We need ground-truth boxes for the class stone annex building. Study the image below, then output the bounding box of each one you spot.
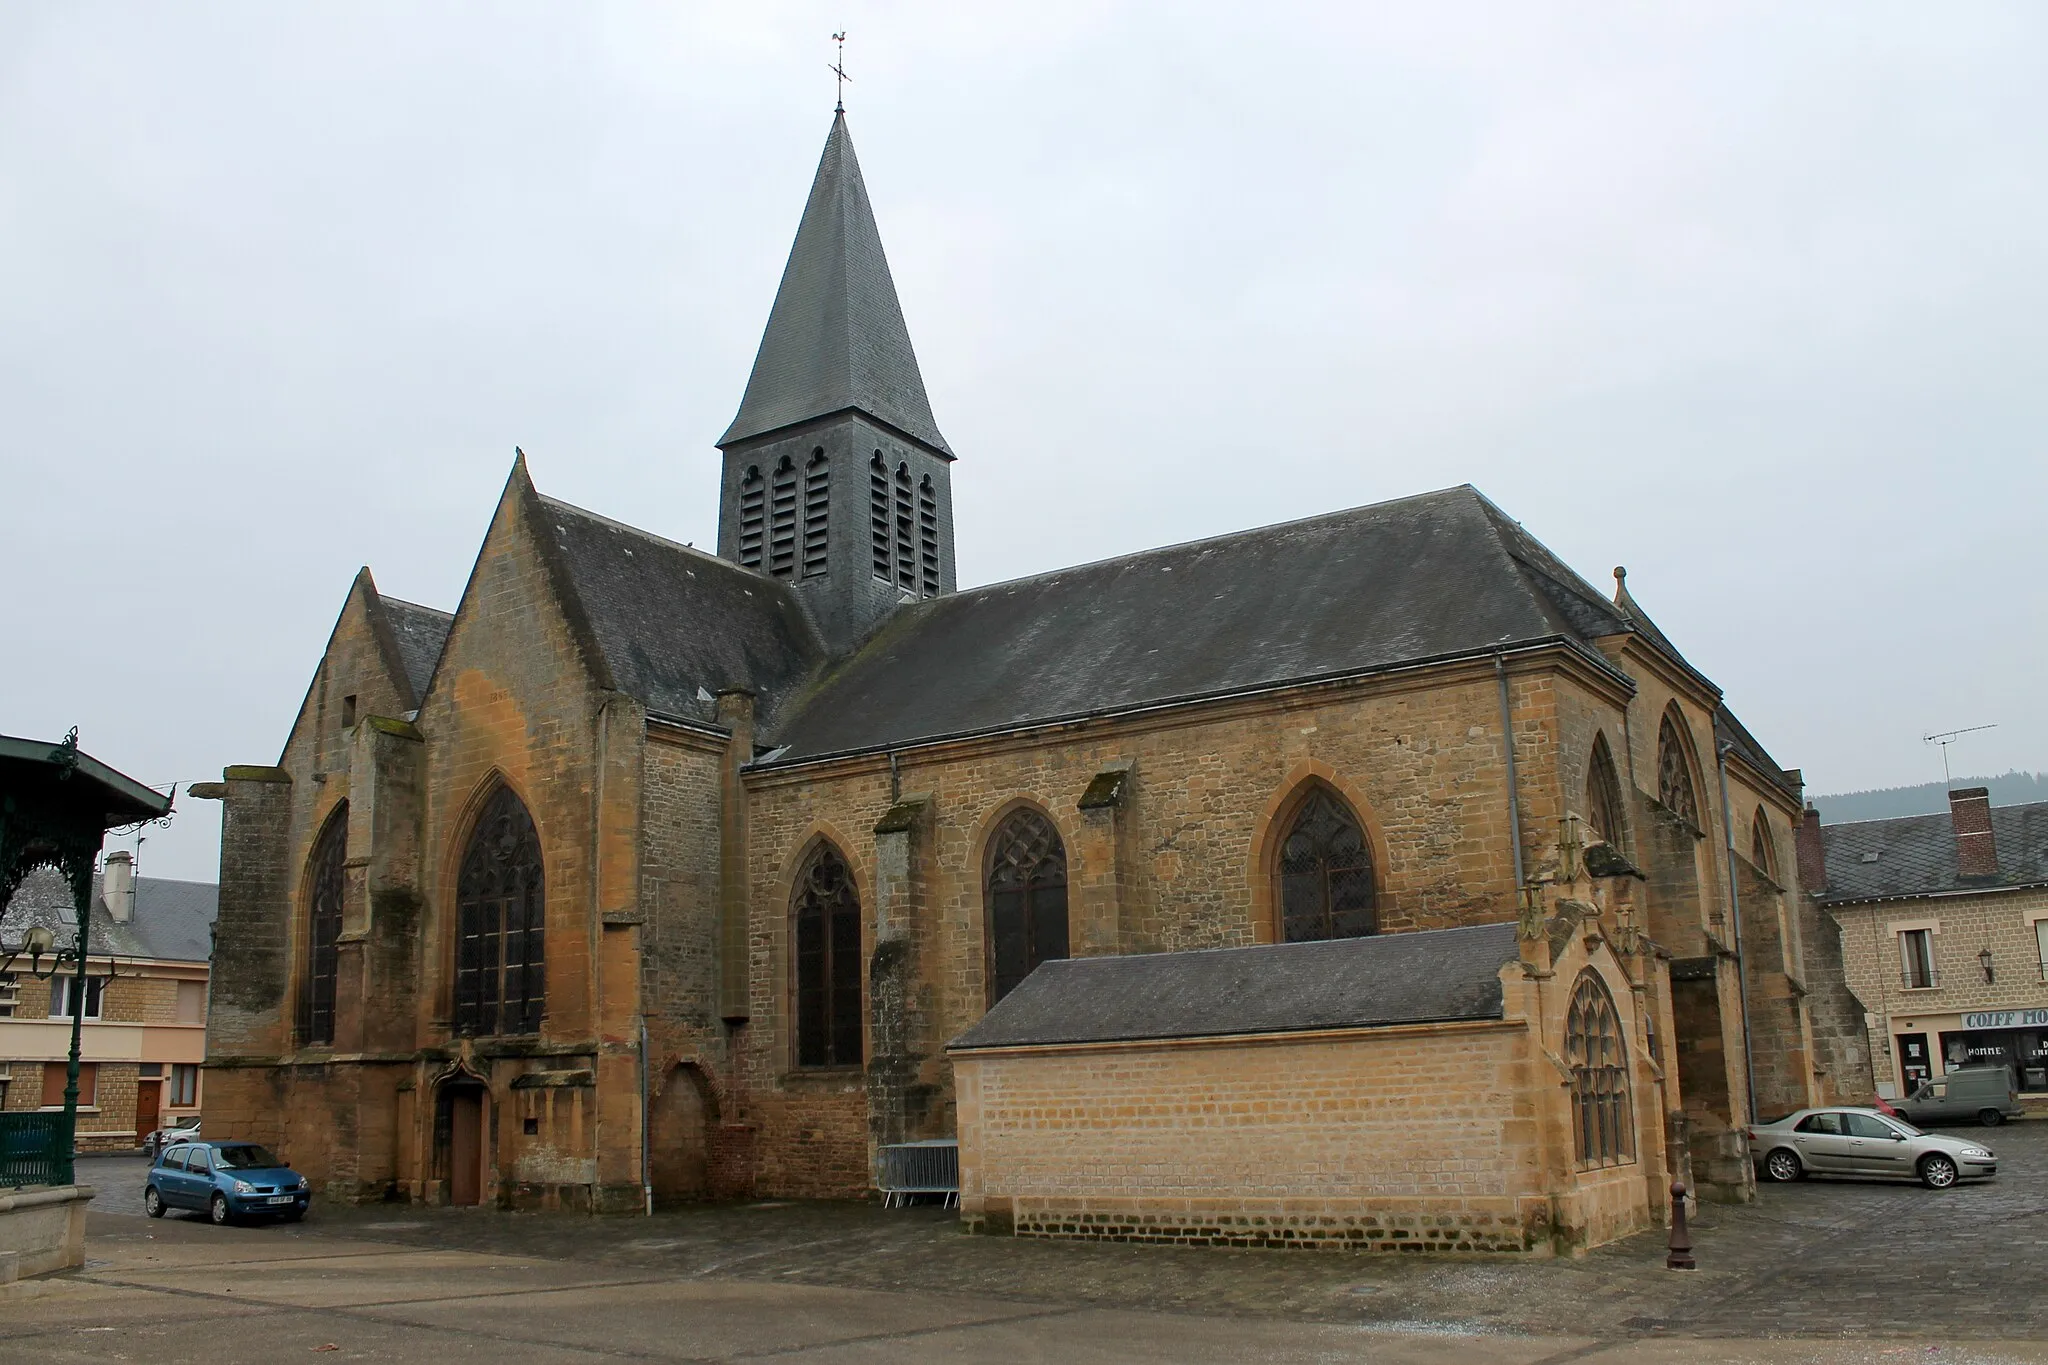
[200,113,1865,1246]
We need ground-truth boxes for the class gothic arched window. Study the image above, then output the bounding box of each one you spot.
[802,448,830,578]
[301,804,347,1046]
[737,466,765,570]
[986,808,1069,1003]
[1586,733,1625,846]
[869,453,890,580]
[1277,786,1378,942]
[1750,809,1776,879]
[793,843,863,1068]
[917,475,939,597]
[454,786,545,1037]
[768,455,798,578]
[1656,712,1700,828]
[1566,970,1634,1167]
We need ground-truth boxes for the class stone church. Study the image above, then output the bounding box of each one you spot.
[199,112,1861,1228]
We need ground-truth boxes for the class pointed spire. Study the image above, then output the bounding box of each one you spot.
[719,113,952,456]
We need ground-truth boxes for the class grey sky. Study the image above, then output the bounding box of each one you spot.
[4,3,2043,883]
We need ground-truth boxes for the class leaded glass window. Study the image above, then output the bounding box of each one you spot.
[1278,787,1378,942]
[1586,734,1625,846]
[794,843,863,1068]
[301,804,347,1046]
[1656,714,1699,827]
[1750,809,1775,878]
[1567,971,1634,1167]
[454,787,545,1037]
[986,808,1068,1003]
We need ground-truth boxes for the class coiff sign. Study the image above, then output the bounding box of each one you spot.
[1962,1010,2048,1029]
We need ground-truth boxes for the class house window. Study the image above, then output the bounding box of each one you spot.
[869,453,891,579]
[176,979,206,1024]
[768,456,798,579]
[1277,786,1378,942]
[49,974,104,1020]
[0,971,16,1018]
[917,475,939,596]
[793,842,863,1069]
[1585,733,1625,846]
[1655,712,1699,827]
[42,1061,96,1109]
[986,808,1069,1004]
[1899,928,1938,990]
[454,786,546,1037]
[302,803,347,1046]
[1566,971,1634,1167]
[2037,920,2048,984]
[168,1063,200,1108]
[1750,809,1776,879]
[737,466,765,570]
[893,462,915,591]
[802,448,830,578]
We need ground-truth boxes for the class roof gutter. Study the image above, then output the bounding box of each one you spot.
[750,634,1621,774]
[1817,878,2048,910]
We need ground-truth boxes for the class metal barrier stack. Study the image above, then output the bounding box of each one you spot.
[877,1138,959,1208]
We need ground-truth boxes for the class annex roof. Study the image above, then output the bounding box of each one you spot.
[761,485,1634,762]
[536,492,824,726]
[380,596,453,706]
[2,868,217,963]
[1817,799,2048,905]
[718,112,951,456]
[949,921,1520,1050]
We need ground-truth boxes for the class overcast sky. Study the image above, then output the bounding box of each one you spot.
[4,3,2043,883]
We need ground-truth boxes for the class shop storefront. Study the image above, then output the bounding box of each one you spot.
[1892,1009,2048,1096]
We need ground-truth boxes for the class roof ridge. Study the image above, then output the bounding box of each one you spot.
[537,493,756,576]
[1824,797,2048,830]
[381,595,453,622]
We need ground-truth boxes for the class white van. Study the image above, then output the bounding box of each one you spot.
[1893,1066,2023,1127]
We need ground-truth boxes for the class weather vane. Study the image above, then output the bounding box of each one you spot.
[830,30,850,113]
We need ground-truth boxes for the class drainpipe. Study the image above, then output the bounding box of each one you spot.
[1493,650,1526,893]
[1715,742,1759,1125]
[640,1016,653,1216]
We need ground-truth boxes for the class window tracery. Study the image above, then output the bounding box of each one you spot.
[793,843,863,1068]
[301,804,347,1046]
[454,786,545,1037]
[1586,734,1625,846]
[1656,713,1700,827]
[986,808,1069,1003]
[1566,971,1634,1167]
[1277,786,1378,942]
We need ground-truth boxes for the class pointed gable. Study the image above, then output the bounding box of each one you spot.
[719,113,951,456]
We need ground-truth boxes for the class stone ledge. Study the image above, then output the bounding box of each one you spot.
[0,1183,95,1281]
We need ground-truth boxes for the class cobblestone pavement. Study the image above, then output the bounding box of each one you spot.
[76,1117,2048,1344]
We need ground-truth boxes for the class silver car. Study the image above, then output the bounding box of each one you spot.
[1748,1106,1996,1189]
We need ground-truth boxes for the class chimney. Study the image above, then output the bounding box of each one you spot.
[1794,805,1827,895]
[104,850,135,923]
[1949,787,1999,880]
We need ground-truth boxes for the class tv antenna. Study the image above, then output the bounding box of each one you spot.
[1924,723,1996,788]
[829,31,851,113]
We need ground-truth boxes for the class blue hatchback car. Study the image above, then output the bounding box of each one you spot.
[145,1139,310,1224]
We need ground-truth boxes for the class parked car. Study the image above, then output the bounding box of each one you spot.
[143,1115,200,1160]
[1747,1107,1997,1189]
[1891,1066,2023,1128]
[145,1139,310,1224]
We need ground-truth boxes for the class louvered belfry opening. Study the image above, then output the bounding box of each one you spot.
[454,786,546,1037]
[802,448,830,577]
[768,455,799,579]
[1567,970,1634,1167]
[301,803,347,1046]
[737,467,765,570]
[1278,786,1378,942]
[892,462,915,591]
[869,452,892,578]
[917,475,939,596]
[793,842,863,1068]
[986,808,1070,1004]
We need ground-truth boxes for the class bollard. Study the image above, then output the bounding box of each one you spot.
[1665,1179,1696,1271]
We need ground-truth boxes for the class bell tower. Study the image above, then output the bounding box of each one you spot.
[716,112,956,655]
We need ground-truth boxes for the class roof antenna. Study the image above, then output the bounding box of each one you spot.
[1924,723,1996,789]
[829,30,850,114]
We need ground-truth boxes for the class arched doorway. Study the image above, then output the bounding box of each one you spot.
[435,1077,489,1207]
[649,1064,716,1206]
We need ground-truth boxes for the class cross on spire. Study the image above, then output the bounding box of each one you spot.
[829,30,850,113]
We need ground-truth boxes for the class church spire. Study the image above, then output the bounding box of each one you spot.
[719,112,951,457]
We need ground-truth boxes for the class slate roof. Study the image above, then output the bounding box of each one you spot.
[1,868,217,963]
[381,596,453,705]
[718,112,951,456]
[949,921,1520,1050]
[1816,800,2048,905]
[761,485,1634,763]
[537,494,823,725]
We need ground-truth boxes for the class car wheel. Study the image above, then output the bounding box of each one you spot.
[1919,1153,1960,1189]
[1977,1109,2005,1127]
[144,1187,166,1218]
[1763,1148,1804,1183]
[209,1193,232,1225]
